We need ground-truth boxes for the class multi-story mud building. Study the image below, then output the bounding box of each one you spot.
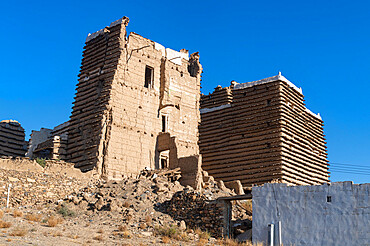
[199,73,329,187]
[0,120,26,157]
[67,17,202,179]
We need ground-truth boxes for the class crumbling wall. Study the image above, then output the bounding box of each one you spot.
[67,18,130,172]
[27,122,69,160]
[0,120,26,157]
[26,128,52,158]
[67,17,202,179]
[199,74,329,187]
[252,182,370,245]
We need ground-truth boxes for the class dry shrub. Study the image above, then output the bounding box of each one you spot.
[0,210,4,219]
[52,231,62,237]
[118,225,127,232]
[13,210,23,218]
[162,236,170,244]
[0,220,12,228]
[145,215,152,225]
[47,216,63,227]
[139,223,147,230]
[25,213,42,222]
[9,226,28,236]
[68,234,80,239]
[221,238,262,246]
[179,232,190,242]
[154,225,181,239]
[122,230,131,239]
[195,228,210,240]
[97,228,104,234]
[93,234,104,241]
[196,238,208,246]
[122,201,130,208]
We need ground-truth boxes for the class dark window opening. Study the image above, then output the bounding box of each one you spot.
[267,99,271,105]
[327,196,332,202]
[144,66,154,88]
[160,158,168,169]
[162,115,167,132]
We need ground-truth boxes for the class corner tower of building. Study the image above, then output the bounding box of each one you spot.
[199,73,329,187]
[67,17,202,179]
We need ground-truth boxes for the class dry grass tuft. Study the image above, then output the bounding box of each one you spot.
[196,238,208,246]
[122,201,131,208]
[93,234,104,241]
[0,220,12,228]
[122,230,132,239]
[52,231,62,237]
[6,239,11,242]
[9,226,28,236]
[220,238,263,246]
[154,225,181,239]
[13,209,23,218]
[47,216,63,227]
[179,232,190,242]
[68,233,80,239]
[139,223,147,230]
[0,210,4,219]
[145,215,152,225]
[195,228,210,240]
[25,213,42,222]
[118,225,127,232]
[162,236,170,244]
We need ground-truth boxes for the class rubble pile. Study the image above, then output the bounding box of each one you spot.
[0,159,252,241]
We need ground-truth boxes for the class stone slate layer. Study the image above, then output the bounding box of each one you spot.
[199,80,329,187]
[67,24,122,172]
[0,120,26,157]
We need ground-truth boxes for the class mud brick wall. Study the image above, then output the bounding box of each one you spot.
[67,19,128,172]
[0,120,26,157]
[67,17,202,179]
[199,74,329,187]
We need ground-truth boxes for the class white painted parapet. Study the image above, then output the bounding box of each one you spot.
[252,182,370,246]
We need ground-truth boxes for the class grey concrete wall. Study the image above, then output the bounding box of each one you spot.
[252,182,369,246]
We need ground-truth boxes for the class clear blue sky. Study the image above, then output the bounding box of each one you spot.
[0,0,369,183]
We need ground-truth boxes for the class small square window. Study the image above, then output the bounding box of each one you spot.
[162,115,168,132]
[327,196,332,202]
[144,66,154,88]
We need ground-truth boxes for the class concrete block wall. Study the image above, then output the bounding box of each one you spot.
[252,182,370,246]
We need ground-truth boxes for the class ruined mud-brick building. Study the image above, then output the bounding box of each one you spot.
[67,17,202,179]
[0,120,26,157]
[26,122,69,160]
[199,73,329,187]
